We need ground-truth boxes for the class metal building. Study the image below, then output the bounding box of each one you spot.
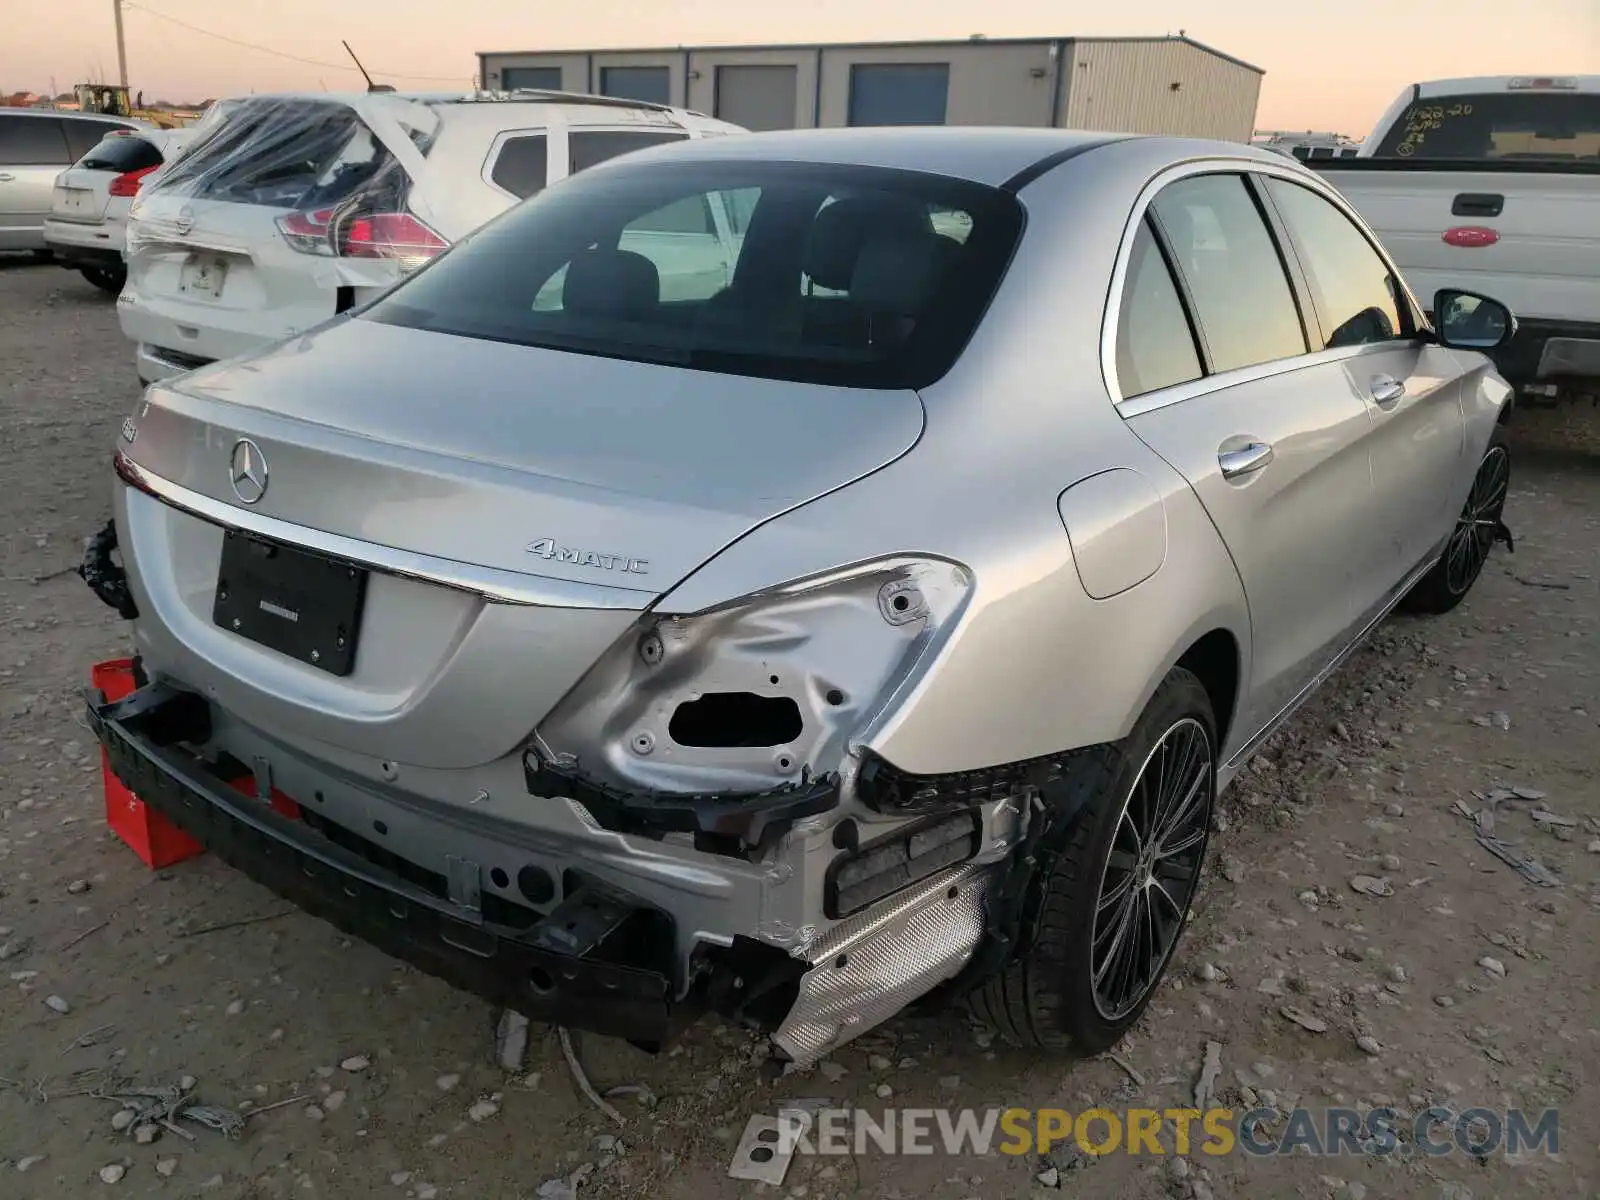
[476,35,1264,142]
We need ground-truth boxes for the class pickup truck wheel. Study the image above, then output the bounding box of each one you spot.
[81,265,126,295]
[972,668,1215,1052]
[1401,431,1509,616]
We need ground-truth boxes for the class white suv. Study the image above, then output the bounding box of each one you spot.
[119,90,742,383]
[44,128,185,293]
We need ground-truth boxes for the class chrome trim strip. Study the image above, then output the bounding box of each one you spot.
[1099,154,1433,417]
[1224,544,1442,772]
[119,459,656,611]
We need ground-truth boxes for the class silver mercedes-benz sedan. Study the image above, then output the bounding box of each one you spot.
[85,128,1516,1064]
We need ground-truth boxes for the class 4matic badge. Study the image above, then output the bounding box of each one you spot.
[526,538,649,576]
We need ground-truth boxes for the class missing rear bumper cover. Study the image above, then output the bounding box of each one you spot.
[522,748,838,855]
[825,809,981,918]
[87,682,694,1044]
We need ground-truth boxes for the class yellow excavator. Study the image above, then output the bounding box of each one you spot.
[73,83,198,129]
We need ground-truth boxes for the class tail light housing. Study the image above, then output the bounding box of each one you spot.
[275,206,448,273]
[109,164,160,197]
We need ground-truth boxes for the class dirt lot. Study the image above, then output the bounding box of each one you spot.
[1,256,1597,1199]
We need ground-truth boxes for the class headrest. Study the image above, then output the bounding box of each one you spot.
[804,196,931,291]
[848,230,951,316]
[562,248,660,319]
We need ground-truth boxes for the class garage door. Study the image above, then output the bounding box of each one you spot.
[601,66,671,106]
[502,67,563,91]
[714,65,798,132]
[847,63,950,127]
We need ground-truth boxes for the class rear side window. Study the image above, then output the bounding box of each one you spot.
[152,99,400,209]
[490,134,548,198]
[63,118,134,160]
[1116,220,1203,397]
[1264,179,1405,349]
[1151,174,1306,374]
[0,116,71,165]
[1374,91,1600,160]
[78,134,164,173]
[568,130,689,175]
[367,159,1023,390]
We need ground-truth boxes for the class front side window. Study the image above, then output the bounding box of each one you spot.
[0,116,71,165]
[367,159,1023,389]
[1151,174,1307,374]
[1116,219,1203,397]
[1265,178,1405,349]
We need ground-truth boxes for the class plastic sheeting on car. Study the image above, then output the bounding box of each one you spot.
[124,93,444,287]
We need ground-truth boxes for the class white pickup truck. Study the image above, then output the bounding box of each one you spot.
[1308,75,1600,406]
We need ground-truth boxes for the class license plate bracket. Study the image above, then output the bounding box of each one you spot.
[179,254,226,299]
[213,531,367,676]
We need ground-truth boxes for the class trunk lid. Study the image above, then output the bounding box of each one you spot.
[120,317,924,767]
[134,316,925,589]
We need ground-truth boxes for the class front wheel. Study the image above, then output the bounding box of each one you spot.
[1400,431,1510,616]
[972,667,1216,1052]
[81,265,127,295]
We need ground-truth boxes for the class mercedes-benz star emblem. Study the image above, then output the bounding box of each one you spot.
[174,205,195,234]
[229,438,268,505]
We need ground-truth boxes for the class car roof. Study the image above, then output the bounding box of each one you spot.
[602,127,1288,189]
[0,106,145,123]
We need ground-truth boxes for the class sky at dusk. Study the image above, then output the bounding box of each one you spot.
[2,0,1596,136]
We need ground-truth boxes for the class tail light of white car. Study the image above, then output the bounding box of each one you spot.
[109,164,161,197]
[276,207,448,272]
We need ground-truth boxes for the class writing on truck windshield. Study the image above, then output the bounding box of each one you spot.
[1376,92,1600,160]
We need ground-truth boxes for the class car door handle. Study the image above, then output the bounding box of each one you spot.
[1218,441,1275,479]
[1370,376,1406,407]
[0,173,16,182]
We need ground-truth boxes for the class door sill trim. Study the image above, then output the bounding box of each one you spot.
[1224,545,1442,774]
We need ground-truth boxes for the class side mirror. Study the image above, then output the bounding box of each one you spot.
[1433,289,1516,352]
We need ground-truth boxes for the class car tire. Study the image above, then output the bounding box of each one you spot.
[81,265,127,295]
[1399,430,1509,616]
[972,667,1216,1053]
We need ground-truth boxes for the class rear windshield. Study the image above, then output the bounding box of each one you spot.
[78,133,164,173]
[151,98,401,208]
[1375,91,1600,160]
[364,159,1023,389]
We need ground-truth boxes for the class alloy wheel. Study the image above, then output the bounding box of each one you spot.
[1090,716,1214,1021]
[1444,445,1509,596]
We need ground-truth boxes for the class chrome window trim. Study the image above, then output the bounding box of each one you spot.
[119,459,655,611]
[1101,155,1433,418]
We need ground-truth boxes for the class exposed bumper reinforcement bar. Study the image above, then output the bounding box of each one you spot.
[86,681,693,1045]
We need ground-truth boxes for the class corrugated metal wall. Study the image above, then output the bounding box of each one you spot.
[1061,40,1260,141]
[479,39,1262,141]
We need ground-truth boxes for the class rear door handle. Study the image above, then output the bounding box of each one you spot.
[1218,441,1274,479]
[0,173,16,182]
[1370,375,1406,407]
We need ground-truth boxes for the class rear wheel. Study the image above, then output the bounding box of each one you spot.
[1400,431,1510,615]
[973,668,1216,1052]
[81,265,127,295]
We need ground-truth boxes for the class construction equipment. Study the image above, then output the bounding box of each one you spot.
[73,83,198,129]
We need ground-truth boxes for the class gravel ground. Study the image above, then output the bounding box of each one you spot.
[1,255,1597,1199]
